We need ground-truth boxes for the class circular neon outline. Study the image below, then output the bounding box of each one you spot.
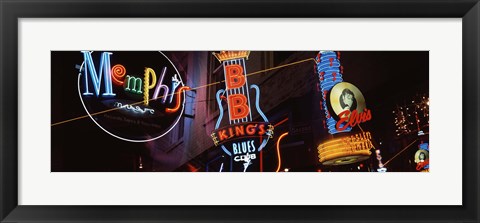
[414,149,429,163]
[77,51,185,142]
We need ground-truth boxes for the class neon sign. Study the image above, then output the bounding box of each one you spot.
[78,51,188,142]
[125,75,143,94]
[210,51,274,172]
[317,131,373,165]
[315,51,374,166]
[336,109,372,131]
[316,52,373,133]
[113,102,155,115]
[111,64,126,86]
[328,82,372,131]
[275,132,289,172]
[81,51,116,97]
[212,122,271,144]
[414,142,429,171]
[315,51,348,134]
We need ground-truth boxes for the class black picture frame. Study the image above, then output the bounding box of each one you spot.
[1,0,478,222]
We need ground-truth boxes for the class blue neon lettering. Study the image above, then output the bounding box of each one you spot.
[232,143,238,154]
[81,51,115,97]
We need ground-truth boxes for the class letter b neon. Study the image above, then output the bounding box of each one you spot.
[225,64,245,89]
[228,94,249,120]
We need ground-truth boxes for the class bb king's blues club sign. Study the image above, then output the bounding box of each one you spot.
[77,51,188,142]
[210,51,274,172]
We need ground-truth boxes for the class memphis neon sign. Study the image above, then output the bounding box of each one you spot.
[81,51,188,112]
[78,51,189,142]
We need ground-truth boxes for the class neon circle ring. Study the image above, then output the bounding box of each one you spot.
[77,51,186,142]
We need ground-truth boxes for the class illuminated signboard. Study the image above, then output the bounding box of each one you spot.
[316,51,372,133]
[329,82,372,131]
[315,51,374,165]
[317,131,373,165]
[414,142,429,171]
[78,51,189,142]
[210,51,274,172]
[315,51,349,134]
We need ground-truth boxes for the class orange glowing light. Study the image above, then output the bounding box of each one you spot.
[317,132,373,165]
[274,117,289,127]
[276,132,289,172]
[111,64,126,86]
[212,51,250,62]
[165,86,190,113]
[319,150,371,163]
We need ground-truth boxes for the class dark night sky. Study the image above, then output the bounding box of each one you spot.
[338,51,428,141]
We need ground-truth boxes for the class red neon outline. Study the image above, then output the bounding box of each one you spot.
[165,86,190,113]
[274,117,289,127]
[228,94,249,120]
[111,64,126,86]
[225,64,245,89]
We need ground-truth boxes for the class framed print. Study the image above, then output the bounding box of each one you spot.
[1,0,479,222]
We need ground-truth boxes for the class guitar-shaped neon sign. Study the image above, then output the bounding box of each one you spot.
[210,51,274,172]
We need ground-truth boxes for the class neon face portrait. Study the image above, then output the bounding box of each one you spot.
[340,88,356,111]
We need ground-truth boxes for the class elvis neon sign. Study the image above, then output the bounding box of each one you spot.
[315,51,374,166]
[315,51,372,133]
[78,51,188,142]
[329,82,372,131]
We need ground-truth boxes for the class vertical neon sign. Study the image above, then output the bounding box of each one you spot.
[211,51,273,172]
[315,51,351,134]
[315,51,373,166]
[222,58,253,123]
